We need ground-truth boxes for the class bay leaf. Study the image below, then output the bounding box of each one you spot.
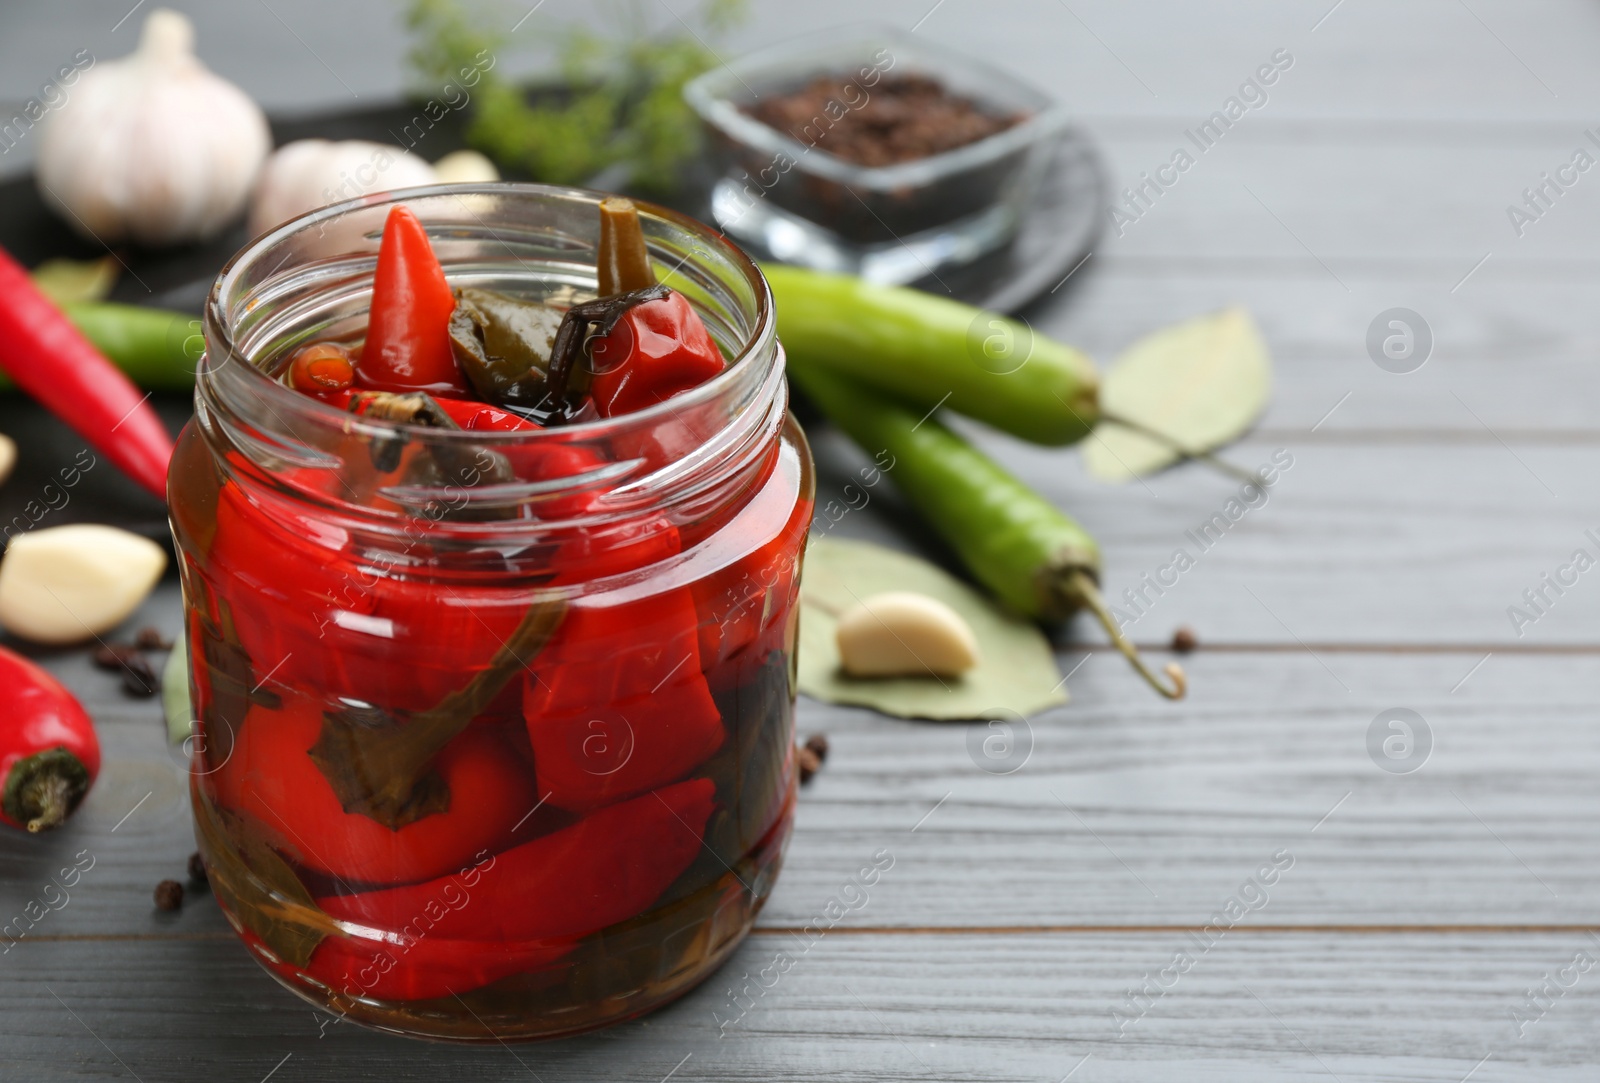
[798,537,1066,720]
[1083,306,1271,481]
[161,626,191,746]
[192,789,335,969]
[31,256,119,305]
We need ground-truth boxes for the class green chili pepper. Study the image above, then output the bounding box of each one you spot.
[765,265,1101,447]
[48,303,202,390]
[447,287,564,408]
[792,363,1184,699]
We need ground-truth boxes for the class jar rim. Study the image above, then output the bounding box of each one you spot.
[202,181,776,447]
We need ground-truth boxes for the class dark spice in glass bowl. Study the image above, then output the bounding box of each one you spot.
[742,74,1026,167]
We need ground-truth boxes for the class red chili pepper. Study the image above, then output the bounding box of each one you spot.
[429,396,536,433]
[587,291,724,417]
[0,244,172,499]
[317,777,714,943]
[206,477,528,712]
[356,206,470,397]
[688,445,811,670]
[523,590,723,811]
[212,698,538,885]
[204,457,689,715]
[287,342,356,395]
[290,926,573,1002]
[0,647,100,832]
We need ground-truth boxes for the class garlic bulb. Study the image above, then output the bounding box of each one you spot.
[249,140,440,236]
[432,150,501,185]
[36,8,270,247]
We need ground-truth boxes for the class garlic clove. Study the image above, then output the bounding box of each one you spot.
[835,591,981,679]
[432,150,501,185]
[249,140,440,236]
[0,433,15,487]
[36,8,270,247]
[0,524,167,645]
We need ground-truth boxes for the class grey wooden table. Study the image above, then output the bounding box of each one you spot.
[4,0,1600,1079]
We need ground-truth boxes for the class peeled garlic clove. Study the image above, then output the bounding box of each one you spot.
[0,433,15,487]
[249,139,440,236]
[0,525,167,645]
[37,9,271,247]
[835,591,981,678]
[432,150,500,185]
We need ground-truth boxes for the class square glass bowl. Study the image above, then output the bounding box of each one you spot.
[685,27,1070,285]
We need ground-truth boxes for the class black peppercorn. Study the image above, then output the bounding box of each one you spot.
[154,880,184,911]
[798,745,822,784]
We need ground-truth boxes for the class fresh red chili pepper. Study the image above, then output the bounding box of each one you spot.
[0,647,101,832]
[0,244,172,499]
[317,777,714,943]
[212,697,537,885]
[287,342,356,395]
[356,206,470,397]
[587,291,724,417]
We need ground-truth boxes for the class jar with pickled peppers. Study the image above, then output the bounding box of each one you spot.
[168,185,813,1041]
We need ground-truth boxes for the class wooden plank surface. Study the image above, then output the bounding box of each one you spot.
[3,0,1599,1077]
[8,641,1598,938]
[5,933,1598,1082]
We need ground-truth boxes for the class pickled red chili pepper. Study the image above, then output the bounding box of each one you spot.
[587,290,725,417]
[356,206,470,397]
[213,698,537,885]
[429,395,537,433]
[317,777,715,943]
[295,927,573,1003]
[523,589,724,811]
[287,342,356,395]
[571,198,725,417]
[206,475,530,711]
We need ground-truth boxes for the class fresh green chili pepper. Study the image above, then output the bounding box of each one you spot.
[65,302,203,389]
[43,302,202,390]
[765,265,1101,447]
[792,364,1184,699]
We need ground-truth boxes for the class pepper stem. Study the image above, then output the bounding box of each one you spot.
[25,774,73,833]
[597,197,656,296]
[1066,569,1187,700]
[2,748,93,833]
[1098,411,1266,488]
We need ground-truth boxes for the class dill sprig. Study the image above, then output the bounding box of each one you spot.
[405,0,745,193]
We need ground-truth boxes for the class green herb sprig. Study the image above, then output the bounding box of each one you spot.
[405,0,745,193]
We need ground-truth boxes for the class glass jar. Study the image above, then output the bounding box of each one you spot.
[168,185,813,1041]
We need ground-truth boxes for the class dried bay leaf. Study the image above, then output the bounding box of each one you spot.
[161,626,190,746]
[1084,306,1271,481]
[798,537,1066,720]
[31,256,119,305]
[193,790,335,968]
